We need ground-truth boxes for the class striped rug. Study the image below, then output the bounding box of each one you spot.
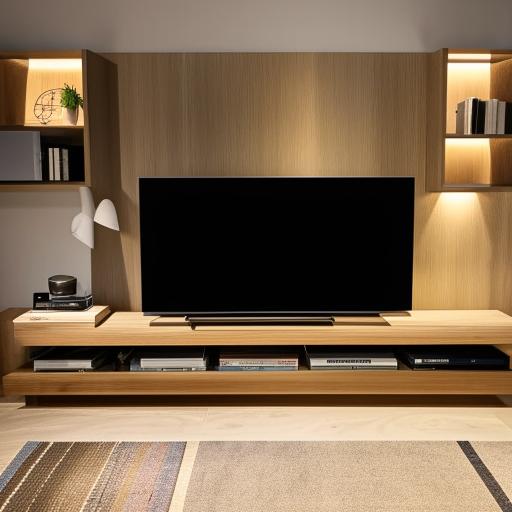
[1,441,512,511]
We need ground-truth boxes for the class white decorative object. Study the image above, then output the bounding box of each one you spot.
[79,186,96,218]
[94,199,119,231]
[71,187,119,248]
[71,212,95,249]
[62,107,79,126]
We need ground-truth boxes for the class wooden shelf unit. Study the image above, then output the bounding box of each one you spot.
[427,48,512,191]
[4,310,512,398]
[5,367,512,396]
[0,50,118,191]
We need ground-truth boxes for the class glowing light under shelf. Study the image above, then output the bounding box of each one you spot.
[448,53,492,62]
[28,59,82,71]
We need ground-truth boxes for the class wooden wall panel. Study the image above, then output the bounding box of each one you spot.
[0,59,28,125]
[93,53,512,317]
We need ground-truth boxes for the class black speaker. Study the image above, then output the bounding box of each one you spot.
[48,275,77,296]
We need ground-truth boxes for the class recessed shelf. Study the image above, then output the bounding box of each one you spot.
[445,134,512,139]
[0,182,87,192]
[427,48,512,190]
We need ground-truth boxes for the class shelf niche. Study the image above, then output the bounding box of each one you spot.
[427,49,512,191]
[0,50,119,192]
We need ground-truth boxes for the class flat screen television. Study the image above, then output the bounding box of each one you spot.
[139,177,414,315]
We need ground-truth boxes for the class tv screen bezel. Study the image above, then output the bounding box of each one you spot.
[139,176,415,316]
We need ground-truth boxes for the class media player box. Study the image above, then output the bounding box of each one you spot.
[400,345,509,370]
[33,293,93,311]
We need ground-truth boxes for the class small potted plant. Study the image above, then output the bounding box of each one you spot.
[60,83,83,125]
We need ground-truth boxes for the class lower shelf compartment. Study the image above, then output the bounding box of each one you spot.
[3,368,512,395]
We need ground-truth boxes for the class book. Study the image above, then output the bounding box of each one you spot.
[53,148,61,181]
[506,103,512,134]
[33,348,112,372]
[455,101,465,134]
[218,366,297,371]
[306,346,398,370]
[62,148,69,181]
[219,356,298,367]
[485,99,499,134]
[14,305,111,326]
[456,98,480,134]
[49,148,54,181]
[219,352,299,369]
[400,345,509,370]
[475,100,486,134]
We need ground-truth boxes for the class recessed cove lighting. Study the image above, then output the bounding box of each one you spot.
[28,59,82,71]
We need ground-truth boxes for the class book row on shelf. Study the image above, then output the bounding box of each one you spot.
[41,144,84,182]
[30,345,510,373]
[456,97,512,135]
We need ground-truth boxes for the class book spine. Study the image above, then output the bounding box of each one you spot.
[49,148,54,181]
[220,359,297,367]
[475,100,486,134]
[218,366,297,371]
[456,101,465,134]
[62,148,69,181]
[309,358,396,366]
[470,97,478,134]
[53,148,61,181]
[506,103,512,134]
[310,366,398,370]
[497,101,506,134]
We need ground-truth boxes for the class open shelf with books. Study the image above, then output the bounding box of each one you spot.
[427,48,512,191]
[0,50,118,192]
[3,310,512,400]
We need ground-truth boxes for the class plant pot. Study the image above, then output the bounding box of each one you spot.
[63,107,79,126]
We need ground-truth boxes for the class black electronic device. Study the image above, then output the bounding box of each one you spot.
[32,293,93,311]
[139,177,415,316]
[400,345,509,370]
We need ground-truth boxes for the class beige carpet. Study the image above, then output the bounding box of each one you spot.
[1,441,512,511]
[181,441,512,512]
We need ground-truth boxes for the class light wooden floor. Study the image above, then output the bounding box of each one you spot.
[3,400,512,472]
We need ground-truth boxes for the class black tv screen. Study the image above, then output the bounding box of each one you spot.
[139,177,414,315]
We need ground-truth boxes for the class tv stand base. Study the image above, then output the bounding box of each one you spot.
[149,314,391,328]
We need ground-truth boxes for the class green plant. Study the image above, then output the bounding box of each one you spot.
[60,83,83,110]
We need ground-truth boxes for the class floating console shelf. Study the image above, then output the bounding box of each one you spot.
[4,309,512,399]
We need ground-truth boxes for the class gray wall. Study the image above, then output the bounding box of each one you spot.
[0,0,511,309]
[0,192,90,310]
[1,0,511,52]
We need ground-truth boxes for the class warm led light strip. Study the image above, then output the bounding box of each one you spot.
[448,53,492,63]
[28,58,82,71]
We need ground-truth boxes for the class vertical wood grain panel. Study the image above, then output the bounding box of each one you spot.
[93,52,512,317]
[0,59,28,125]
[0,308,28,396]
[85,51,124,306]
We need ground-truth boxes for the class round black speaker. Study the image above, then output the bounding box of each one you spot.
[48,275,77,296]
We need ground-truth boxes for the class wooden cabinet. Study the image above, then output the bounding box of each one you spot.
[4,310,512,398]
[427,48,512,191]
[0,50,118,191]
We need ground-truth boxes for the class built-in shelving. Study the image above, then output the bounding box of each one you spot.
[427,48,512,191]
[4,366,512,396]
[0,50,117,191]
[4,310,512,399]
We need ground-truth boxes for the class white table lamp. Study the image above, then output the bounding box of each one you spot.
[71,187,119,249]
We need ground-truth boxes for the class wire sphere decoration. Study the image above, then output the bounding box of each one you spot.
[34,88,63,125]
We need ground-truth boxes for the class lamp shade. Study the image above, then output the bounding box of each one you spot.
[79,186,95,218]
[94,199,119,231]
[71,212,94,249]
